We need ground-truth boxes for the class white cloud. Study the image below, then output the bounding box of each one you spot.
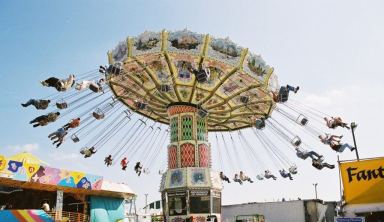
[6,143,40,153]
[48,151,81,161]
[301,89,345,107]
[298,83,384,116]
[292,83,384,157]
[47,151,92,172]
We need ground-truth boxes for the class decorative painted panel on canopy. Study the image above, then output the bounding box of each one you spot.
[108,30,277,132]
[0,154,102,190]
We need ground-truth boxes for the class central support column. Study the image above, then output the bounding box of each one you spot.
[160,103,222,222]
[167,103,210,169]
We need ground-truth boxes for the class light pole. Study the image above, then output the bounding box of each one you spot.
[313,183,318,200]
[145,194,148,214]
[351,122,360,160]
[313,183,319,222]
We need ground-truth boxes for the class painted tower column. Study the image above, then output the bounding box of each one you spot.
[161,103,221,222]
[167,104,210,170]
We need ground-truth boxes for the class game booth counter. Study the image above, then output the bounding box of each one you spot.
[339,156,384,221]
[0,152,135,222]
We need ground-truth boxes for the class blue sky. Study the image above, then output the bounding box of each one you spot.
[1,0,384,208]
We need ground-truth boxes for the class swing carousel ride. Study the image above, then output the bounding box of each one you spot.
[24,30,353,221]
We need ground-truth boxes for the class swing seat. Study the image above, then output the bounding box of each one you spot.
[296,114,308,126]
[93,108,105,120]
[255,118,265,130]
[291,136,301,147]
[265,174,273,179]
[278,86,289,102]
[99,65,106,73]
[300,118,308,126]
[256,175,264,180]
[89,84,101,93]
[135,102,147,110]
[79,147,87,155]
[107,64,122,75]
[234,178,242,183]
[289,166,298,174]
[56,99,68,109]
[160,84,171,92]
[71,134,80,143]
[240,96,249,104]
[198,109,208,118]
[195,68,210,83]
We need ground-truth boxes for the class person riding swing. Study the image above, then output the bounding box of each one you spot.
[264,170,277,180]
[81,147,96,158]
[21,99,50,110]
[233,173,243,185]
[41,74,75,92]
[30,112,60,127]
[121,157,128,170]
[312,158,335,170]
[134,162,143,176]
[279,169,293,180]
[104,155,113,166]
[324,117,350,129]
[240,171,254,183]
[219,172,231,183]
[272,84,299,103]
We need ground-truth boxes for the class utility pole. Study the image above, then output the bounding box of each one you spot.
[313,183,318,199]
[313,183,319,222]
[144,193,148,214]
[351,122,360,160]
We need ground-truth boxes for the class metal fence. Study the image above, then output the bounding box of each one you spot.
[47,211,89,222]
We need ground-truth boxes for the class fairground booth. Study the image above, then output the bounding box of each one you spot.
[0,152,135,222]
[339,156,384,221]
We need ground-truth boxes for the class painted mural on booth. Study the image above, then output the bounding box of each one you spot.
[0,155,103,190]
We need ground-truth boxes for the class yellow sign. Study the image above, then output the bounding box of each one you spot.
[70,171,85,185]
[23,163,40,179]
[0,155,7,171]
[340,157,384,204]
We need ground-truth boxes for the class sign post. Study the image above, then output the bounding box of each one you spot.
[55,190,63,221]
